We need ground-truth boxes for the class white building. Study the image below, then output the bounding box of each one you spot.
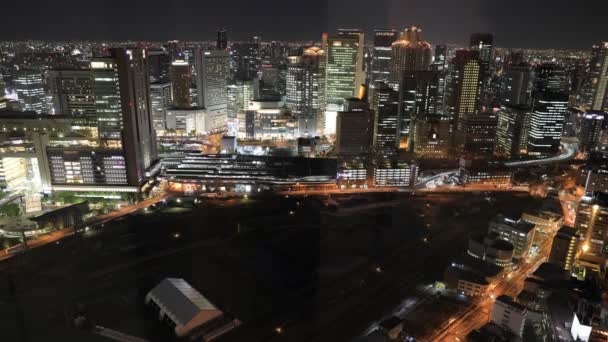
[490,295,527,336]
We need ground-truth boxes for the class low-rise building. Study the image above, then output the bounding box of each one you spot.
[145,278,241,339]
[459,157,513,187]
[521,210,563,233]
[489,215,535,261]
[468,232,515,267]
[490,295,527,337]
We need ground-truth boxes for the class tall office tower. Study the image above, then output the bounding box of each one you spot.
[494,105,530,158]
[286,47,326,136]
[233,37,261,81]
[90,48,157,186]
[170,60,192,109]
[150,82,172,133]
[501,64,533,106]
[325,34,360,111]
[526,91,569,156]
[469,33,494,64]
[48,69,96,132]
[335,97,375,155]
[586,42,608,111]
[194,49,229,121]
[455,113,498,154]
[369,29,399,85]
[389,26,432,89]
[450,50,482,129]
[217,28,228,50]
[548,226,579,272]
[15,68,46,114]
[396,71,442,150]
[337,29,365,91]
[370,81,399,155]
[534,63,569,94]
[433,45,448,71]
[578,111,605,154]
[148,48,171,83]
[575,192,608,257]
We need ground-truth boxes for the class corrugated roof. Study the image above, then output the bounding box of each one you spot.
[148,278,218,326]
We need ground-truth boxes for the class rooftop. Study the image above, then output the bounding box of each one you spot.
[495,295,527,312]
[490,215,535,234]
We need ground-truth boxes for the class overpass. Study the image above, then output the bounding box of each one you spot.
[504,140,578,168]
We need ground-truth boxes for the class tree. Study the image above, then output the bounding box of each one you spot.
[0,203,21,217]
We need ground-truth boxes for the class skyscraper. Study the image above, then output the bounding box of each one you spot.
[335,97,375,155]
[286,47,326,136]
[470,33,494,104]
[170,60,192,109]
[526,91,569,156]
[534,63,569,94]
[501,64,533,106]
[217,28,228,50]
[48,69,96,133]
[15,68,46,114]
[369,29,399,85]
[433,45,448,71]
[90,48,157,186]
[148,48,171,83]
[578,111,605,154]
[337,29,365,91]
[150,82,172,133]
[194,49,229,125]
[232,37,261,81]
[575,192,608,257]
[455,113,498,155]
[325,34,360,111]
[370,81,399,155]
[494,105,530,158]
[449,50,482,129]
[587,42,608,111]
[389,26,432,89]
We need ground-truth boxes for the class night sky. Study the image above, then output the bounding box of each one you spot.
[1,0,607,48]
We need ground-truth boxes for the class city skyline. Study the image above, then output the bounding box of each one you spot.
[0,0,606,48]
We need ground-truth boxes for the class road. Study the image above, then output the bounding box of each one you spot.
[421,231,555,341]
[0,194,168,261]
[504,141,578,167]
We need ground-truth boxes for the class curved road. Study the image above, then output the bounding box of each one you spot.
[504,141,578,167]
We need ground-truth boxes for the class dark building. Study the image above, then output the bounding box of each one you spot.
[578,111,605,155]
[455,113,498,155]
[527,91,569,156]
[217,28,228,50]
[170,60,192,109]
[494,105,530,158]
[534,63,569,94]
[548,226,579,272]
[370,81,399,155]
[501,64,532,106]
[335,98,375,156]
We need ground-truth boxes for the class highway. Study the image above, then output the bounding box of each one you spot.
[504,141,578,167]
[421,230,555,341]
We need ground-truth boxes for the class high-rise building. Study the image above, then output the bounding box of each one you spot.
[469,33,494,65]
[150,82,172,133]
[232,37,261,81]
[369,29,399,85]
[217,28,228,50]
[575,192,608,257]
[15,68,46,114]
[397,71,442,148]
[48,69,96,133]
[325,34,360,111]
[534,63,569,94]
[170,60,192,109]
[148,48,171,83]
[578,111,605,154]
[548,225,579,272]
[389,26,432,89]
[194,49,229,128]
[449,50,482,129]
[501,64,533,106]
[335,98,375,155]
[370,81,399,155]
[455,113,498,155]
[286,47,326,136]
[494,105,530,158]
[90,48,157,187]
[433,45,448,71]
[586,42,608,111]
[526,91,569,156]
[337,29,365,92]
[411,116,451,157]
